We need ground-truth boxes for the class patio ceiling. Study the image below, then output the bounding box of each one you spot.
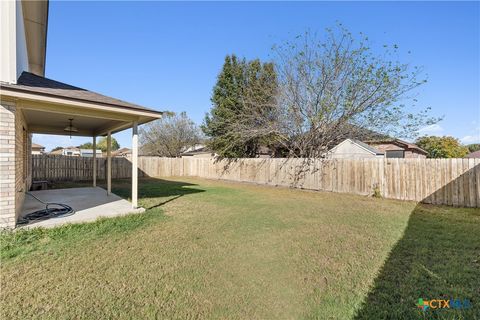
[22,108,129,137]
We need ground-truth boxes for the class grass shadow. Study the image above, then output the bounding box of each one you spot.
[50,177,206,209]
[110,178,206,209]
[353,203,480,319]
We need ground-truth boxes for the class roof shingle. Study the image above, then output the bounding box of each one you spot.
[1,72,161,115]
[466,150,480,158]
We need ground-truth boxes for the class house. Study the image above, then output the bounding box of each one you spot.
[80,149,103,158]
[465,150,480,158]
[0,0,162,228]
[365,139,427,158]
[31,143,45,155]
[50,146,81,156]
[112,147,132,157]
[179,144,275,158]
[49,146,102,157]
[180,144,215,158]
[327,139,385,159]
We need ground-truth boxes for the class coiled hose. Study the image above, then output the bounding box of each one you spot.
[17,192,75,225]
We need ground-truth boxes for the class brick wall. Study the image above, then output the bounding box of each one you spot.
[0,102,16,228]
[14,103,31,225]
[369,143,426,159]
[0,102,30,228]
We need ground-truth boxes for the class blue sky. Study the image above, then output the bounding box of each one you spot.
[34,1,480,151]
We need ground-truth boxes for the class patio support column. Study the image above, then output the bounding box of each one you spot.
[92,136,97,187]
[107,131,112,195]
[132,121,138,208]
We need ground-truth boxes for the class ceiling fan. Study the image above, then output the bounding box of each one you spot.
[64,118,78,138]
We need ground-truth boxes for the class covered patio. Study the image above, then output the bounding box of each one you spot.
[20,187,145,228]
[1,72,163,227]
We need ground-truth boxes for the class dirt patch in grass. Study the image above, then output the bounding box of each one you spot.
[1,177,478,319]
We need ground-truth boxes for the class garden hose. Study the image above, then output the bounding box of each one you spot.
[17,192,75,225]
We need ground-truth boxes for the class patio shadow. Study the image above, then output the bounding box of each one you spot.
[48,178,206,209]
[104,178,206,209]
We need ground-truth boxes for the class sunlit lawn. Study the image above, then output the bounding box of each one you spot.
[1,177,478,319]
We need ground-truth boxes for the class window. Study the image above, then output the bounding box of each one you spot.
[386,150,405,158]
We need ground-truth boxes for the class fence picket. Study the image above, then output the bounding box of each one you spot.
[31,155,479,207]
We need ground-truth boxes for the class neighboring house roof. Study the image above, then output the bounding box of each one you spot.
[326,125,390,146]
[465,150,480,158]
[181,148,212,156]
[180,144,214,156]
[181,144,206,153]
[329,139,384,156]
[32,143,44,149]
[116,147,132,153]
[113,148,132,156]
[1,72,161,115]
[366,139,427,155]
[50,147,79,154]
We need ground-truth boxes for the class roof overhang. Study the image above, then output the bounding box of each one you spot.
[1,87,162,136]
[22,0,49,76]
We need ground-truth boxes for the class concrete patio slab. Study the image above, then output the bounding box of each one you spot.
[20,187,144,228]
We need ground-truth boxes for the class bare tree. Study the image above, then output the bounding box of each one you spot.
[139,112,202,157]
[234,26,441,158]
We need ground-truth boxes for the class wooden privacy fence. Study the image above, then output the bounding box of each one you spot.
[32,155,480,207]
[32,155,138,181]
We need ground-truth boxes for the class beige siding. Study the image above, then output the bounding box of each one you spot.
[0,0,16,83]
[328,140,382,159]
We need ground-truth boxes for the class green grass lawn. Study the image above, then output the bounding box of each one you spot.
[1,177,479,319]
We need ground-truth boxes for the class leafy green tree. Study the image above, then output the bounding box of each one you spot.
[467,143,480,153]
[78,142,93,149]
[97,136,120,152]
[202,55,277,158]
[416,136,469,158]
[51,146,63,152]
